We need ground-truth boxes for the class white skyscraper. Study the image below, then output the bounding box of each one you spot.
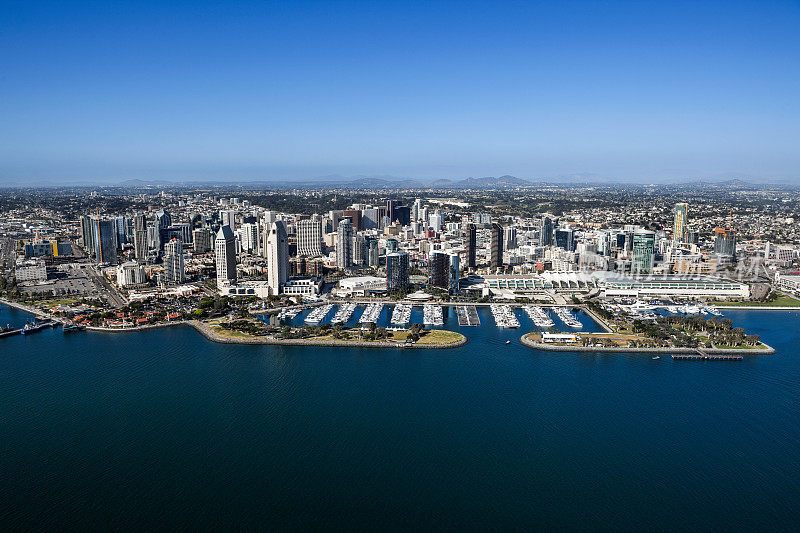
[220,210,237,231]
[239,222,260,255]
[266,221,288,295]
[215,225,237,285]
[297,217,323,257]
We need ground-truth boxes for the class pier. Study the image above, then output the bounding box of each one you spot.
[456,306,480,326]
[672,351,744,361]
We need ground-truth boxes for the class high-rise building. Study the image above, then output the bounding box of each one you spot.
[555,228,575,252]
[297,217,323,257]
[386,251,409,292]
[215,225,237,285]
[632,230,656,273]
[386,199,398,225]
[352,234,367,266]
[193,228,213,253]
[449,253,460,293]
[714,228,737,258]
[220,210,236,230]
[266,221,288,295]
[503,226,517,251]
[539,217,553,246]
[342,209,362,231]
[366,236,379,267]
[673,203,688,243]
[93,217,118,265]
[467,224,477,269]
[412,199,422,221]
[115,216,127,245]
[163,238,185,284]
[429,212,443,233]
[336,219,353,268]
[490,223,504,269]
[239,222,260,255]
[80,215,95,252]
[133,213,148,260]
[429,251,449,288]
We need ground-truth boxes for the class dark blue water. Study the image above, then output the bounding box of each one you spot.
[2,304,799,530]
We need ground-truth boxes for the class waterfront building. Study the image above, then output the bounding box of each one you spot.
[366,236,379,268]
[673,203,688,242]
[449,253,460,292]
[335,276,387,297]
[93,217,118,265]
[133,213,148,260]
[467,223,477,269]
[336,219,353,268]
[632,230,655,274]
[163,238,185,284]
[352,234,367,266]
[429,251,449,288]
[297,217,323,257]
[491,223,504,269]
[215,225,237,285]
[386,251,410,292]
[266,221,289,295]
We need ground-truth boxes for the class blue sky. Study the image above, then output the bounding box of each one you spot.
[1,0,799,183]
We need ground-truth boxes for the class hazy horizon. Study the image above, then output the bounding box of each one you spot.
[2,0,799,184]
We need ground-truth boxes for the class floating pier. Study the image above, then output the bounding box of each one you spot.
[456,306,480,327]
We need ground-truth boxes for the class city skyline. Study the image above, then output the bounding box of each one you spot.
[2,0,799,184]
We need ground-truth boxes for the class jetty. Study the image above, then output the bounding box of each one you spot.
[456,305,480,326]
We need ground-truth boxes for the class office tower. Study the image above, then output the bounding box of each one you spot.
[555,228,575,252]
[467,224,477,269]
[386,199,398,224]
[429,211,443,233]
[412,199,421,221]
[115,216,127,245]
[429,251,449,288]
[218,210,236,231]
[297,217,323,257]
[539,217,553,246]
[449,253,460,292]
[155,209,172,229]
[80,215,95,252]
[239,222,260,254]
[362,208,379,230]
[173,222,192,245]
[632,230,656,273]
[491,223,504,269]
[673,203,688,242]
[352,234,366,266]
[215,225,237,284]
[147,221,161,251]
[336,219,353,268]
[394,205,411,226]
[193,228,213,253]
[386,251,409,292]
[93,217,118,265]
[366,236,379,267]
[503,226,517,251]
[714,228,737,258]
[133,213,147,260]
[342,209,362,231]
[385,238,399,253]
[266,221,288,295]
[163,238,185,284]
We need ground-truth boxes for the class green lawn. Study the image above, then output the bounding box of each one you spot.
[711,296,800,307]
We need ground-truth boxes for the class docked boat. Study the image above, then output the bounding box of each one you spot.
[304,303,335,324]
[490,304,520,328]
[522,305,555,328]
[331,302,358,324]
[554,307,583,328]
[63,324,86,333]
[391,304,413,325]
[360,303,383,324]
[422,304,444,326]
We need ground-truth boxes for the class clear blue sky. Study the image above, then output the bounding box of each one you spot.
[1,0,799,184]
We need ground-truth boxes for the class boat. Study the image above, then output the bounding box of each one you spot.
[652,356,660,360]
[63,324,86,333]
[489,304,520,328]
[423,303,444,326]
[553,307,583,328]
[506,340,511,344]
[522,305,555,328]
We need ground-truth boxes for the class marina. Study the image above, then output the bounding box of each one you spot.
[554,307,583,328]
[423,303,444,326]
[304,303,335,324]
[359,303,383,324]
[390,303,413,325]
[277,307,301,320]
[456,306,481,326]
[672,353,744,361]
[523,305,555,328]
[331,302,358,324]
[490,304,520,328]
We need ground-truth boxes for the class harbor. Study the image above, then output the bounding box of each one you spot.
[422,303,444,326]
[456,305,481,326]
[489,304,520,328]
[359,303,383,324]
[390,303,412,325]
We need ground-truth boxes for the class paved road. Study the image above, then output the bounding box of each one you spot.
[85,265,127,308]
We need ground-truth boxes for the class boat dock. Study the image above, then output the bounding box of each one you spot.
[672,351,744,361]
[456,306,480,326]
[0,320,60,338]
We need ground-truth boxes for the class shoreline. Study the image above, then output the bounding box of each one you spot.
[87,320,469,349]
[519,333,776,354]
